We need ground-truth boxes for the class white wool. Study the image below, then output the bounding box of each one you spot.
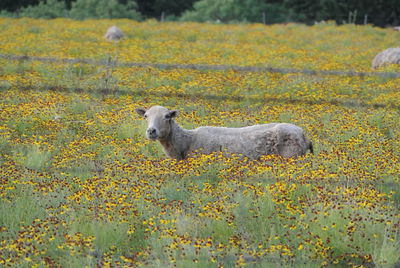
[136,106,313,160]
[372,47,400,69]
[104,26,124,42]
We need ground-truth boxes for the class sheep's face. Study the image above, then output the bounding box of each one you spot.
[135,106,178,141]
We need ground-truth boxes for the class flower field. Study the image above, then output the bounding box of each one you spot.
[0,18,399,267]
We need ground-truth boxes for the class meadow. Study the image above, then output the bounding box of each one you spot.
[0,18,399,267]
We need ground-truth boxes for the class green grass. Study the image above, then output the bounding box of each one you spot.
[13,144,52,171]
[0,187,46,236]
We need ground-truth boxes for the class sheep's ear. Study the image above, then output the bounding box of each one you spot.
[167,110,178,119]
[135,108,146,117]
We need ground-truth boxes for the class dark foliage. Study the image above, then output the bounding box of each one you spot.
[1,0,399,26]
[135,0,197,19]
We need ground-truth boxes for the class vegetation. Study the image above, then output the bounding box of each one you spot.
[69,0,141,20]
[0,0,399,26]
[0,18,399,266]
[180,0,268,23]
[19,0,67,19]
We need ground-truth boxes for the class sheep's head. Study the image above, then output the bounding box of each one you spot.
[135,106,178,141]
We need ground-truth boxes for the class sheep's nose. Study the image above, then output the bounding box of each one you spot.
[147,128,157,139]
[147,128,156,135]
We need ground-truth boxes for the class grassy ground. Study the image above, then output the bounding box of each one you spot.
[0,18,399,267]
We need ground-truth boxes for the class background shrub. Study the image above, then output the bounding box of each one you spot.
[69,0,141,20]
[19,0,67,19]
[180,0,267,23]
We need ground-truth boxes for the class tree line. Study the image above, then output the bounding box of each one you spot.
[1,0,399,27]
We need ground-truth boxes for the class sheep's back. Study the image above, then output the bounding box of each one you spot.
[191,123,306,158]
[194,123,279,136]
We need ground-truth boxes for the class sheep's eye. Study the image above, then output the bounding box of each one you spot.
[144,114,148,119]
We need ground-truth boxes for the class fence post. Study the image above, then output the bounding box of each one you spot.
[353,10,357,24]
[364,14,368,25]
[348,10,358,24]
[262,12,266,24]
[161,11,165,22]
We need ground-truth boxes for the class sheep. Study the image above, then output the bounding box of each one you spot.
[372,47,400,69]
[136,105,313,160]
[104,26,124,42]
